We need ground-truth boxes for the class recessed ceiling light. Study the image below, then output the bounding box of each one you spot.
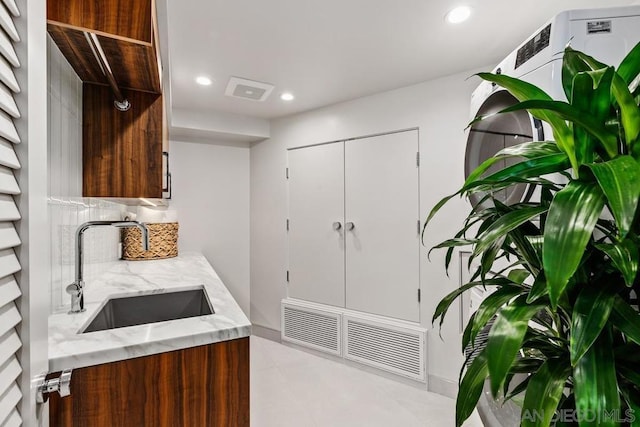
[281,92,294,101]
[446,6,472,24]
[196,76,212,86]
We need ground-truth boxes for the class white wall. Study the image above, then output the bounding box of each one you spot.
[250,67,485,390]
[169,140,251,316]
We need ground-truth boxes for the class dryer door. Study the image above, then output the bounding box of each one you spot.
[465,90,541,208]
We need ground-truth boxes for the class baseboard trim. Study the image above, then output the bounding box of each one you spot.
[251,324,281,343]
[428,375,458,399]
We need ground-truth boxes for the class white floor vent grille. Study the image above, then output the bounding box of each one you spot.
[282,303,341,356]
[344,316,425,382]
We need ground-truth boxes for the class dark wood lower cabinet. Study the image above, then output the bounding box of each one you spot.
[49,337,250,427]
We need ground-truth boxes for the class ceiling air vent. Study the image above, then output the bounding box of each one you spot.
[225,76,274,102]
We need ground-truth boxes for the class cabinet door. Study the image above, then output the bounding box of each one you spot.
[288,142,345,307]
[345,131,420,322]
[82,84,163,198]
[49,339,250,427]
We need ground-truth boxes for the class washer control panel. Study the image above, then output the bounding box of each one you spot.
[515,24,552,69]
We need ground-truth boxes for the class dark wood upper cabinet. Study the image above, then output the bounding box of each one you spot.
[48,0,167,198]
[48,0,154,44]
[83,84,163,198]
[47,0,161,93]
[47,25,162,94]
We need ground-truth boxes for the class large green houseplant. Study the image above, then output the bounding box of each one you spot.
[427,42,640,427]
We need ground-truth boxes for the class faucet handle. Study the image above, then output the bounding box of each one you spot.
[65,283,80,295]
[66,282,85,313]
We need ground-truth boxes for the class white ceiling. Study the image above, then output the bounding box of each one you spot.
[165,0,639,122]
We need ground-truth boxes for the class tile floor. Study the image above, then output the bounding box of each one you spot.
[250,336,483,427]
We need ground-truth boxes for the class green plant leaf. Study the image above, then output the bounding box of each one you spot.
[480,239,503,281]
[610,296,640,345]
[509,228,543,275]
[570,283,617,366]
[526,235,544,268]
[572,68,615,165]
[469,178,561,199]
[595,239,639,287]
[508,356,545,374]
[508,269,531,284]
[476,72,576,169]
[456,350,489,427]
[464,153,570,194]
[423,192,459,235]
[617,41,640,86]
[571,75,598,166]
[631,404,640,427]
[543,181,605,307]
[432,278,517,328]
[573,327,621,427]
[486,296,544,397]
[473,206,547,258]
[469,286,523,348]
[432,281,480,328]
[505,376,531,403]
[523,333,565,360]
[461,311,476,352]
[526,273,548,303]
[562,47,600,101]
[561,47,640,157]
[611,75,640,154]
[496,99,618,159]
[464,141,561,186]
[584,156,640,238]
[521,358,570,427]
[430,238,476,252]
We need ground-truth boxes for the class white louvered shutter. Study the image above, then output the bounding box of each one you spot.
[0,0,24,425]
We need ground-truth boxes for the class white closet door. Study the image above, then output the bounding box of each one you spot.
[288,142,345,307]
[345,130,420,322]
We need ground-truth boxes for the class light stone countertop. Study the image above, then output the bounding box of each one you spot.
[48,252,251,372]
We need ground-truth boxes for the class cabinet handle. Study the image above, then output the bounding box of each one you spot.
[345,222,355,231]
[333,221,342,231]
[163,151,172,199]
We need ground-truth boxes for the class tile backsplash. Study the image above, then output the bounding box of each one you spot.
[48,198,126,313]
[48,36,82,199]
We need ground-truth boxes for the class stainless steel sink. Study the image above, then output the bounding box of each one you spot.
[82,288,214,333]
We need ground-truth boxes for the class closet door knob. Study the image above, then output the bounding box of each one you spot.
[333,221,342,231]
[345,222,355,231]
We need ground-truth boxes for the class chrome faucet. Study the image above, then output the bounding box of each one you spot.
[66,221,150,314]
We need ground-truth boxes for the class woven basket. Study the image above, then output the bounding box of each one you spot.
[122,222,179,261]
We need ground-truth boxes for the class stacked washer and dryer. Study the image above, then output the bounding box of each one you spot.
[463,6,640,427]
[467,6,640,207]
